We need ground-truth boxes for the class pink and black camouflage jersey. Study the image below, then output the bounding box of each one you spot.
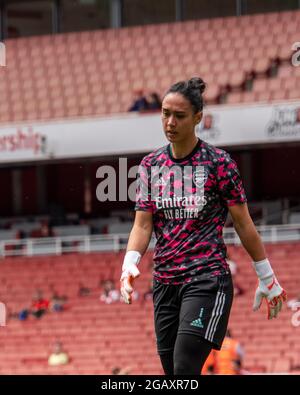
[135,138,247,285]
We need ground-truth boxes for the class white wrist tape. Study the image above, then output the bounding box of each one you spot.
[252,258,274,280]
[123,251,141,269]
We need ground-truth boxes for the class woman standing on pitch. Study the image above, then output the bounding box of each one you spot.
[120,77,287,375]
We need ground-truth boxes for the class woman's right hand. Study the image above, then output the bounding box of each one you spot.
[120,251,141,304]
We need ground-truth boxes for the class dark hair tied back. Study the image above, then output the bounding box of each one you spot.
[164,76,206,113]
[188,77,206,95]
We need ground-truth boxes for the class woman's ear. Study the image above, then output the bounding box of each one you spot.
[195,111,203,125]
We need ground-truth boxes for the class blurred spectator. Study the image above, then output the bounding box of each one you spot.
[18,308,30,321]
[31,289,50,319]
[48,341,69,366]
[202,113,213,130]
[100,280,120,304]
[49,284,68,312]
[201,349,217,375]
[16,230,26,239]
[31,221,53,238]
[215,329,244,375]
[227,254,244,296]
[145,92,161,111]
[202,329,244,375]
[111,365,132,375]
[78,282,91,297]
[128,89,148,112]
[13,230,26,253]
[227,256,237,276]
[40,221,53,237]
[143,279,153,302]
[7,306,30,321]
[296,107,300,123]
[8,25,20,38]
[8,306,30,321]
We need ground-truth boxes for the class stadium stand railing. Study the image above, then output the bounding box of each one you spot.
[1,224,300,258]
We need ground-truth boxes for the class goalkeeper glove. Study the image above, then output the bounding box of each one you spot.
[253,258,287,320]
[120,251,141,304]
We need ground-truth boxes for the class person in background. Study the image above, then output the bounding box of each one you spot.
[111,365,132,375]
[78,282,91,297]
[31,289,50,319]
[49,284,68,312]
[128,89,148,112]
[143,279,154,302]
[48,341,69,366]
[214,329,244,375]
[145,92,162,111]
[226,253,245,296]
[100,280,120,304]
[202,329,244,375]
[201,349,217,375]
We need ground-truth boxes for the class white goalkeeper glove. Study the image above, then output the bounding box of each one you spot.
[253,258,287,320]
[120,251,141,304]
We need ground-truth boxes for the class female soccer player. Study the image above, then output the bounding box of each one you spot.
[120,77,287,375]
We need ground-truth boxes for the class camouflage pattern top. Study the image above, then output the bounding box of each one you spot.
[135,139,247,284]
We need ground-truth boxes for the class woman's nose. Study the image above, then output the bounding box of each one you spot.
[167,115,176,127]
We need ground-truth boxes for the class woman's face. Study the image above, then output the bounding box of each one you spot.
[161,92,201,144]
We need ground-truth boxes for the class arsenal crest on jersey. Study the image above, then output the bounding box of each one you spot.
[193,167,208,188]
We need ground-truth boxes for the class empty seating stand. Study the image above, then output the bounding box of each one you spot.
[0,10,299,124]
